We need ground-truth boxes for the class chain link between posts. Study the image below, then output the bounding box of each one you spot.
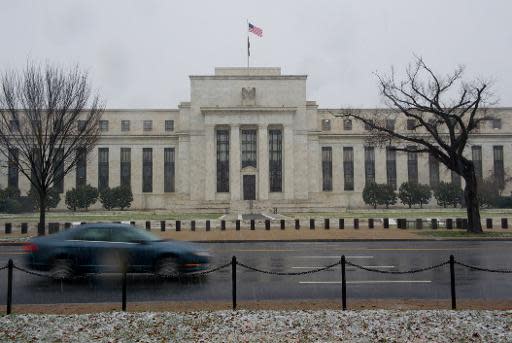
[346,260,450,274]
[0,264,8,271]
[236,261,341,275]
[454,261,512,274]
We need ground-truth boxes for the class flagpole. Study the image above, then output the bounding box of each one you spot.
[247,19,249,69]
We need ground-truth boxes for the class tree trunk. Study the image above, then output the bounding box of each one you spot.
[38,193,46,236]
[463,171,483,233]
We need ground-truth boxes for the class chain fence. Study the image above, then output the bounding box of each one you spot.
[454,261,512,274]
[346,260,450,274]
[236,261,341,276]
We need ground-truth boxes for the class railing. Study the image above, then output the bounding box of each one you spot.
[1,216,510,234]
[2,255,511,314]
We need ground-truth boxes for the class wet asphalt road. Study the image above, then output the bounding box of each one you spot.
[0,240,511,305]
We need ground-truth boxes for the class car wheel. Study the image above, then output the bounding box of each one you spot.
[49,258,74,280]
[155,256,180,278]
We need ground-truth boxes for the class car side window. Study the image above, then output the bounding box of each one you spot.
[73,228,111,242]
[111,228,143,243]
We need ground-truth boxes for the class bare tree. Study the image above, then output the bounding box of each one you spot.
[0,63,104,235]
[336,56,496,233]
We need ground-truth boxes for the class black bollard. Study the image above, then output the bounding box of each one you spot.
[368,218,374,229]
[295,219,300,230]
[486,218,493,229]
[339,218,344,229]
[5,223,11,234]
[191,220,196,231]
[176,220,181,232]
[64,222,71,230]
[324,218,330,230]
[130,221,136,226]
[145,221,151,231]
[280,219,285,230]
[383,218,389,229]
[431,218,438,230]
[160,221,166,232]
[206,220,211,231]
[121,265,127,311]
[416,219,423,230]
[21,223,28,234]
[353,218,359,229]
[502,218,508,229]
[310,219,315,230]
[455,218,463,229]
[235,220,240,231]
[221,220,226,231]
[250,219,255,230]
[231,256,237,310]
[265,220,270,230]
[446,218,453,230]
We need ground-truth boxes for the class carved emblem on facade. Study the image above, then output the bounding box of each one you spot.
[241,87,256,106]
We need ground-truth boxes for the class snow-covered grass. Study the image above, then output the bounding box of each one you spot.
[1,310,511,342]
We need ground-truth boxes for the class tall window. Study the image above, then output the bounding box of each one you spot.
[322,147,332,191]
[364,146,375,184]
[241,129,257,168]
[98,148,109,191]
[143,120,152,131]
[164,148,175,192]
[407,119,417,130]
[385,119,395,131]
[471,146,482,181]
[120,148,131,188]
[386,147,397,189]
[343,147,354,191]
[322,119,331,131]
[53,148,64,193]
[492,118,502,129]
[7,149,18,189]
[165,120,174,132]
[216,130,230,192]
[99,120,109,132]
[343,119,352,131]
[269,129,282,192]
[77,120,86,131]
[121,120,130,132]
[407,146,418,183]
[142,148,153,192]
[494,145,505,188]
[428,153,440,187]
[76,148,87,188]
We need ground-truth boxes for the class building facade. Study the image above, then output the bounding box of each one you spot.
[2,67,511,212]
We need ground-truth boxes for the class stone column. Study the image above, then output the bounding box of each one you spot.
[230,125,241,200]
[204,125,216,201]
[258,124,269,200]
[283,126,295,199]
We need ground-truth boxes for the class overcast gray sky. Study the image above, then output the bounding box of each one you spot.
[1,0,510,108]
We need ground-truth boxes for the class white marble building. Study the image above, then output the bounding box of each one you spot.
[3,67,512,212]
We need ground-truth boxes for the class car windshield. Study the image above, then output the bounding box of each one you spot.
[112,226,161,242]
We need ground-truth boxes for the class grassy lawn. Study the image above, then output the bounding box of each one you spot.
[285,209,512,219]
[0,211,223,223]
[414,230,512,238]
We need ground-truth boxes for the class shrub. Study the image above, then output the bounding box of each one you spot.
[478,178,500,208]
[0,187,35,213]
[115,186,133,210]
[379,183,398,208]
[28,187,61,210]
[99,188,116,210]
[363,183,397,209]
[362,183,380,209]
[398,182,431,208]
[65,185,98,211]
[433,182,462,208]
[495,196,512,208]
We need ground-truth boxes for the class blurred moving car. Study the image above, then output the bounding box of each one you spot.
[24,223,210,279]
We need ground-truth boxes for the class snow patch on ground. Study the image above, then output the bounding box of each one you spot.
[1,310,511,342]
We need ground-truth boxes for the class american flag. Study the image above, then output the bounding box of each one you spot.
[248,23,263,37]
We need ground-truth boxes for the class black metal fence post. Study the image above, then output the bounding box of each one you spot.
[450,255,456,310]
[235,220,240,231]
[486,218,493,229]
[265,220,270,230]
[122,265,127,311]
[221,220,226,231]
[21,223,28,234]
[160,221,166,232]
[339,218,344,229]
[5,223,11,234]
[431,219,438,230]
[310,219,315,230]
[176,220,181,232]
[250,220,255,230]
[280,219,285,230]
[231,256,237,310]
[341,255,347,311]
[383,218,389,229]
[368,218,374,229]
[353,218,359,229]
[145,221,151,231]
[7,259,13,315]
[324,218,330,230]
[191,220,196,231]
[206,220,211,231]
[295,219,300,230]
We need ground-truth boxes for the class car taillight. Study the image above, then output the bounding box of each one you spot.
[23,243,38,253]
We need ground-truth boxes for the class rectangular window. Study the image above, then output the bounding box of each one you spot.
[53,148,64,193]
[343,147,354,191]
[76,148,87,188]
[269,129,283,192]
[77,120,86,131]
[343,119,352,131]
[385,119,395,131]
[121,120,130,132]
[142,148,153,192]
[143,120,153,131]
[494,145,505,188]
[471,146,482,181]
[364,146,375,184]
[492,118,502,129]
[241,129,257,168]
[322,119,331,131]
[165,120,174,132]
[99,120,109,132]
[407,119,416,130]
[386,147,397,190]
[407,146,418,183]
[120,148,131,188]
[98,148,109,191]
[428,153,440,187]
[164,148,175,192]
[8,149,18,189]
[216,130,230,192]
[322,147,332,191]
[9,119,20,132]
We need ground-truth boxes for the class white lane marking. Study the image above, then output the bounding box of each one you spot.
[299,280,431,284]
[295,256,373,259]
[291,265,395,269]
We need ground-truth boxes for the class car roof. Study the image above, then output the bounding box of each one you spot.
[76,223,134,229]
